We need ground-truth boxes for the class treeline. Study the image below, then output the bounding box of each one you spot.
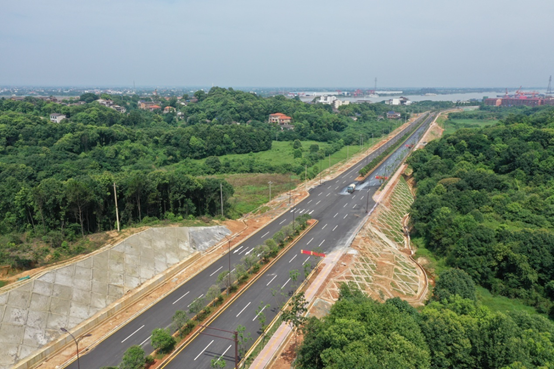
[297,278,554,369]
[408,107,554,314]
[1,171,233,268]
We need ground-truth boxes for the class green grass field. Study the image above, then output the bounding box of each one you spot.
[440,118,499,135]
[476,286,542,316]
[196,139,378,171]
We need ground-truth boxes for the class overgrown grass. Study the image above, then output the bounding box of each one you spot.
[413,239,545,317]
[196,140,373,173]
[476,286,542,316]
[219,173,301,216]
[442,118,499,135]
[412,237,448,277]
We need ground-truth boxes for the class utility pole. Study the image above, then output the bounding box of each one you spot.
[220,183,224,217]
[113,183,120,232]
[289,174,292,205]
[268,181,273,202]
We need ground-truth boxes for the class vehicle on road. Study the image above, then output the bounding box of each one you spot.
[346,183,356,193]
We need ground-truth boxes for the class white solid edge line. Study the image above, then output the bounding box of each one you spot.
[121,325,144,343]
[194,340,214,361]
[236,301,252,317]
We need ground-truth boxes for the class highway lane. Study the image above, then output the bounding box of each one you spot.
[163,113,435,368]
[70,113,433,369]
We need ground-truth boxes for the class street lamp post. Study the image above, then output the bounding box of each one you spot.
[60,328,91,369]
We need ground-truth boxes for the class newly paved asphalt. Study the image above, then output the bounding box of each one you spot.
[70,113,434,369]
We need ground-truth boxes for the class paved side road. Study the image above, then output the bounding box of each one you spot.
[69,113,433,369]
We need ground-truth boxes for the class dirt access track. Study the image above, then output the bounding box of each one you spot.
[22,117,421,369]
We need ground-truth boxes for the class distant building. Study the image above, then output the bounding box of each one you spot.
[50,113,66,123]
[317,96,337,104]
[386,111,401,119]
[138,101,161,110]
[387,96,411,106]
[269,113,293,130]
[484,97,548,107]
[333,99,350,109]
[113,105,126,113]
[163,106,176,114]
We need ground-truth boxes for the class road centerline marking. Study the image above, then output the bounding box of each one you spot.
[139,335,151,346]
[333,225,338,231]
[319,239,325,246]
[121,325,144,343]
[281,278,291,289]
[267,275,278,286]
[172,291,190,305]
[233,246,244,254]
[253,305,268,321]
[334,213,339,218]
[326,193,331,197]
[307,237,314,245]
[322,224,327,229]
[194,340,214,361]
[210,266,223,277]
[214,345,233,364]
[289,254,297,263]
[279,219,286,225]
[307,200,312,204]
[236,301,251,317]
[261,231,270,238]
[344,214,348,219]
[316,200,321,205]
[302,257,310,265]
[239,247,249,255]
[187,294,204,307]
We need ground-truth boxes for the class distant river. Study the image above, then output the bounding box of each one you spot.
[300,90,548,103]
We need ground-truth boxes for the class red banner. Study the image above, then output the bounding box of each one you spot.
[301,250,326,257]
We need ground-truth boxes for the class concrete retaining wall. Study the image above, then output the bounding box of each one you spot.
[0,226,230,369]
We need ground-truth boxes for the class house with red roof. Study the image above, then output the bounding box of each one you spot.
[269,113,294,130]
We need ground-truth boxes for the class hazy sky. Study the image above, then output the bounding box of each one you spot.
[1,0,553,88]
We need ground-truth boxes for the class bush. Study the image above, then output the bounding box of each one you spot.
[119,345,145,369]
[151,328,176,354]
[433,268,476,302]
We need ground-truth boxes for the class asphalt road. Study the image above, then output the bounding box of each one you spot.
[70,113,434,369]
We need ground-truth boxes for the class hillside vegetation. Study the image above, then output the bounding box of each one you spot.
[409,107,554,314]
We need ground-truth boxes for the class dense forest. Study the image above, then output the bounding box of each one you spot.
[297,280,554,369]
[0,88,425,269]
[408,106,554,314]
